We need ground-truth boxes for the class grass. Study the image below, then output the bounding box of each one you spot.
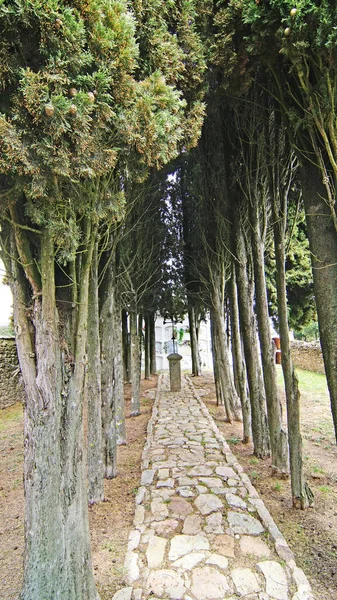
[0,403,23,433]
[227,436,241,446]
[276,365,328,396]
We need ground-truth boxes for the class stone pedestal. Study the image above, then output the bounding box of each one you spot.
[167,353,183,392]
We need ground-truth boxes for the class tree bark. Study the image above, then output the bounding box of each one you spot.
[99,255,117,479]
[11,226,99,599]
[114,303,126,445]
[250,202,289,473]
[188,305,202,376]
[233,214,270,458]
[229,268,251,443]
[273,200,313,508]
[210,313,225,408]
[122,310,131,383]
[130,309,141,416]
[211,284,241,421]
[87,242,104,504]
[300,161,337,443]
[144,313,151,379]
[149,311,157,375]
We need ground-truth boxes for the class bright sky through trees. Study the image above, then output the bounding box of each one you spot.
[0,260,12,325]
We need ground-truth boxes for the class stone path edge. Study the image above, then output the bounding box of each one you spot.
[185,375,313,600]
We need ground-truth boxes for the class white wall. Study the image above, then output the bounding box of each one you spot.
[154,315,212,371]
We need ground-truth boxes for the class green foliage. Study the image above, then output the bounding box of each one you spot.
[294,320,319,341]
[266,195,316,332]
[0,0,206,281]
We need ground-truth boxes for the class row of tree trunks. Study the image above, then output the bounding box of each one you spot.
[229,270,251,443]
[232,210,270,459]
[13,227,99,599]
[272,197,313,508]
[249,201,289,474]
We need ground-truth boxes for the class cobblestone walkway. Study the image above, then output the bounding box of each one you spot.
[113,375,314,600]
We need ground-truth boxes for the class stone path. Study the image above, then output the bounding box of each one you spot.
[113,375,314,600]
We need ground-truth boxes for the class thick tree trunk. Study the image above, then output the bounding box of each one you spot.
[13,229,99,599]
[130,309,141,416]
[87,243,104,504]
[211,284,241,421]
[149,311,157,375]
[273,207,313,508]
[300,161,337,443]
[234,217,270,458]
[188,305,202,376]
[229,269,251,443]
[250,203,289,474]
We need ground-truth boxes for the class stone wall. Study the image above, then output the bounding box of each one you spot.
[290,340,325,375]
[0,337,25,409]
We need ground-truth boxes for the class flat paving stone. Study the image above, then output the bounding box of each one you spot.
[239,536,271,557]
[168,534,209,561]
[141,469,155,486]
[146,536,167,568]
[151,518,179,536]
[182,514,202,535]
[231,567,262,596]
[228,511,264,535]
[147,569,185,599]
[169,497,194,519]
[257,561,289,600]
[190,566,231,599]
[194,493,223,515]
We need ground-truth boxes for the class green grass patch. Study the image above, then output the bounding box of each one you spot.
[227,436,241,446]
[276,365,328,395]
[0,403,23,432]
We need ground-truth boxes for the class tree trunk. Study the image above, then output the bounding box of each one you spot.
[188,305,202,376]
[12,228,99,599]
[122,310,131,383]
[149,311,157,375]
[234,215,270,458]
[211,283,242,421]
[144,313,151,379]
[99,255,117,479]
[300,161,337,443]
[87,242,104,504]
[229,268,251,443]
[250,203,289,474]
[210,313,225,408]
[273,202,313,508]
[130,309,141,416]
[114,304,126,446]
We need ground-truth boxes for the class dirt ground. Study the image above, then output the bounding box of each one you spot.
[0,376,156,600]
[1,369,337,600]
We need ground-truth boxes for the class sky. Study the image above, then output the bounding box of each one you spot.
[0,260,12,326]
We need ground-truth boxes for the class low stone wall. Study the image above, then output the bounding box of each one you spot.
[290,339,325,375]
[0,337,25,409]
